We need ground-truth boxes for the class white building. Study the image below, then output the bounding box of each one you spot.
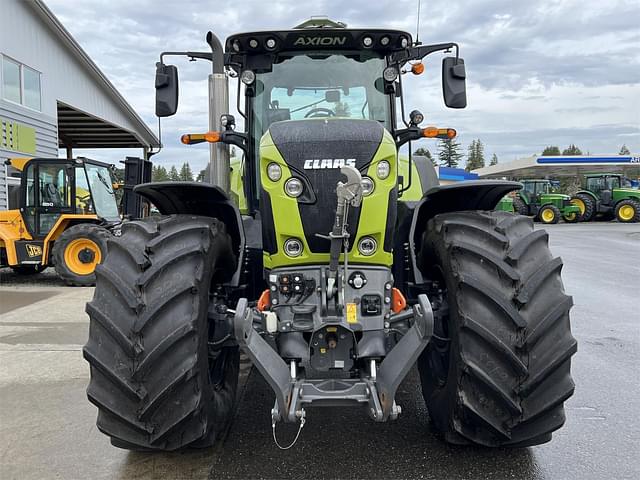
[0,0,159,209]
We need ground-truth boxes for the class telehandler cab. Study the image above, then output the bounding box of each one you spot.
[0,157,118,285]
[84,18,576,451]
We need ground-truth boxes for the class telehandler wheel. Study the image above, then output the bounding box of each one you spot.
[51,223,110,286]
[417,211,576,447]
[10,264,46,275]
[570,194,595,222]
[512,197,528,216]
[537,205,561,224]
[83,214,239,451]
[615,199,640,223]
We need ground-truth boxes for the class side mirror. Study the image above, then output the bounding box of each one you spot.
[155,63,179,117]
[442,57,467,109]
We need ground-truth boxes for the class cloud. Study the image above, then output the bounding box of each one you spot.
[47,0,639,172]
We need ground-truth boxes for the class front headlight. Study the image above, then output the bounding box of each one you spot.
[267,163,282,182]
[361,177,375,196]
[376,160,391,180]
[284,178,304,197]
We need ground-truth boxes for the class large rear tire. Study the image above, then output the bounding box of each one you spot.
[83,214,239,451]
[570,193,595,222]
[512,197,528,216]
[417,211,576,447]
[51,223,110,286]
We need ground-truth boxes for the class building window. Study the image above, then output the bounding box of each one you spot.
[1,55,42,111]
[2,57,21,104]
[23,66,41,110]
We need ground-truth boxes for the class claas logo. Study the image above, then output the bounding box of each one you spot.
[26,244,43,257]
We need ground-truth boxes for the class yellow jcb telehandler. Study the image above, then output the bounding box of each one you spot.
[0,157,120,285]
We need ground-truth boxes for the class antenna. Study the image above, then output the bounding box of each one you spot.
[415,0,422,45]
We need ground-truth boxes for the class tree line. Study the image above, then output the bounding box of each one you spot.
[415,141,633,172]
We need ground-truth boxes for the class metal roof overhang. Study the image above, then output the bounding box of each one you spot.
[57,102,147,149]
[474,155,640,178]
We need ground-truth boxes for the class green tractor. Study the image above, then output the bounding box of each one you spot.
[83,19,575,451]
[494,194,515,213]
[512,179,580,224]
[571,174,640,223]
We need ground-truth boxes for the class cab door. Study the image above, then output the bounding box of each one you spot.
[21,161,75,239]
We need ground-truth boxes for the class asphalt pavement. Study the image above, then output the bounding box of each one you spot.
[0,222,638,480]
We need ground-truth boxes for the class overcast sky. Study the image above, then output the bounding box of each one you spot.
[47,0,639,172]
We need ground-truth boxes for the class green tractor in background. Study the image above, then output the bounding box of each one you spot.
[494,194,515,213]
[513,179,580,224]
[571,174,640,223]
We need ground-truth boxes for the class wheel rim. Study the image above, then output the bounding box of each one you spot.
[571,198,585,214]
[564,212,576,221]
[618,205,635,221]
[64,238,101,275]
[541,209,555,223]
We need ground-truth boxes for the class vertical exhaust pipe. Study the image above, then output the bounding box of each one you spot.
[206,32,230,192]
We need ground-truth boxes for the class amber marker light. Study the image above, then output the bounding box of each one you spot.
[422,127,457,139]
[180,131,221,145]
[411,62,425,75]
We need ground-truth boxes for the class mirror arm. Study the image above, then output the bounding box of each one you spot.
[395,127,423,149]
[159,51,213,65]
[221,131,248,153]
[390,42,459,66]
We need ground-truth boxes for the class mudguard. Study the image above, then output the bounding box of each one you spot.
[409,180,521,284]
[134,181,245,286]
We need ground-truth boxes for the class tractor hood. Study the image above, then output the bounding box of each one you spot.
[260,118,397,267]
[544,193,571,200]
[615,188,640,196]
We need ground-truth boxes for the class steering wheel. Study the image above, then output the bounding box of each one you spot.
[305,107,336,118]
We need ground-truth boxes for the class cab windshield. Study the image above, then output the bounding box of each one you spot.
[249,51,391,196]
[84,163,119,221]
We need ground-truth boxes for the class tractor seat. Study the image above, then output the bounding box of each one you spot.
[42,183,63,206]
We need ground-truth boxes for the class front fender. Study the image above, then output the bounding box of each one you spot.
[134,182,245,286]
[409,180,521,284]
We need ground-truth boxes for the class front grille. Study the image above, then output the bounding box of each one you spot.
[269,119,384,253]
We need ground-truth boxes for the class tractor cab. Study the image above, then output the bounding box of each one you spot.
[521,179,552,203]
[585,174,620,205]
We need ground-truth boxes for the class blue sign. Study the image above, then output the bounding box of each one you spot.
[537,156,640,164]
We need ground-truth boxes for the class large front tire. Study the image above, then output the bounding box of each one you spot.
[417,211,576,447]
[615,199,640,223]
[51,223,110,286]
[83,214,239,451]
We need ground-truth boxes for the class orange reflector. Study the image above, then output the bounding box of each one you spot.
[391,288,407,314]
[422,127,457,139]
[257,289,270,311]
[181,131,221,145]
[411,62,425,75]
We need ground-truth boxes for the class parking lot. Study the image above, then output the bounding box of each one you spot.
[1,222,638,480]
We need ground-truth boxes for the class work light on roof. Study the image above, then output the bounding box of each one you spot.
[383,66,398,82]
[241,70,256,85]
